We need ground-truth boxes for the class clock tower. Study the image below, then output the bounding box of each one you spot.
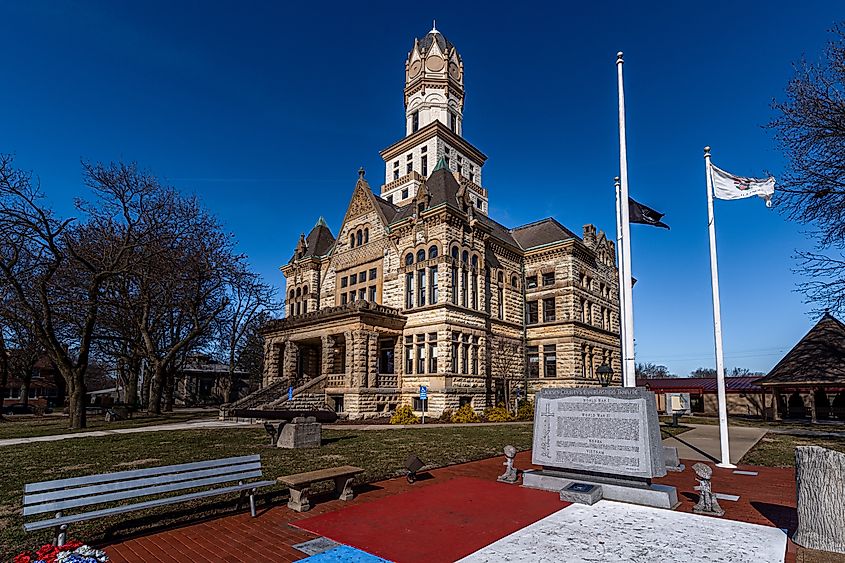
[379,24,488,214]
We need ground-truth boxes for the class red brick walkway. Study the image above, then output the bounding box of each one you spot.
[104,453,807,563]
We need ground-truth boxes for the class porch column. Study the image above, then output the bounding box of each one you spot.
[283,340,299,380]
[394,336,404,388]
[810,388,818,423]
[349,330,369,389]
[366,331,379,388]
[344,331,354,387]
[321,335,336,376]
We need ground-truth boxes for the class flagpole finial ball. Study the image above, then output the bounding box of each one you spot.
[704,146,711,155]
[614,176,620,183]
[616,51,624,62]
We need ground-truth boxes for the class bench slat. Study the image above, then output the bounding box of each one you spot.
[24,462,262,506]
[278,465,364,487]
[24,480,277,532]
[24,470,264,516]
[24,455,260,493]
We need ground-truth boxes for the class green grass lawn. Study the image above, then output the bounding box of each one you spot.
[739,433,845,467]
[0,411,216,440]
[0,424,532,560]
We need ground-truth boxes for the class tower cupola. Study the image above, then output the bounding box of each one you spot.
[404,22,464,136]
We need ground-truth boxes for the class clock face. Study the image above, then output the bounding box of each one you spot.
[425,55,445,72]
[448,62,460,80]
[409,61,421,78]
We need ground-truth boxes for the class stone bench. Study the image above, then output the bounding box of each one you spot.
[278,465,364,512]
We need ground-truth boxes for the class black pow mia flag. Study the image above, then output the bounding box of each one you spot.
[629,198,669,229]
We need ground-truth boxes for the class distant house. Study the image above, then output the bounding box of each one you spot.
[756,312,845,421]
[2,353,64,410]
[638,376,766,418]
[174,354,252,406]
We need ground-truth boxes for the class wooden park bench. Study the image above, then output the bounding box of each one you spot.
[277,465,364,512]
[23,454,275,545]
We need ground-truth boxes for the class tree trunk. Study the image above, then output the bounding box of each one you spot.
[793,446,845,554]
[67,369,87,429]
[164,371,174,412]
[126,368,138,409]
[147,364,165,414]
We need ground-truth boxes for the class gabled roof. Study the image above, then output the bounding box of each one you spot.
[510,218,580,250]
[758,312,845,386]
[637,376,763,393]
[289,217,335,263]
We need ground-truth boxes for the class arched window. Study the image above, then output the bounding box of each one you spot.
[356,230,363,246]
[511,275,518,287]
[471,255,478,269]
[295,287,301,298]
[462,250,469,264]
[289,289,295,301]
[303,285,308,295]
[349,233,355,247]
[451,246,459,259]
[364,227,369,243]
[416,249,426,263]
[405,253,414,266]
[428,245,438,259]
[497,271,504,284]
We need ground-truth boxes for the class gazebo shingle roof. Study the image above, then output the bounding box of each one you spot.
[757,312,845,386]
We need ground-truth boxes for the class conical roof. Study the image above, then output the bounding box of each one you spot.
[758,312,845,386]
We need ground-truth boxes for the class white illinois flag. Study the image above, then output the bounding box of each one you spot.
[710,164,775,207]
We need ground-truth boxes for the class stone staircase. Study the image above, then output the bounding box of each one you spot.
[221,375,332,418]
[219,379,290,419]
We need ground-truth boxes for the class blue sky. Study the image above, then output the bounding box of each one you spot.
[2,1,842,376]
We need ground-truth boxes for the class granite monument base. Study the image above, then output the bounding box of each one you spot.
[523,469,679,510]
[663,446,685,473]
[559,482,603,505]
[277,416,321,448]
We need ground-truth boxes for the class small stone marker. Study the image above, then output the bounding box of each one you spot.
[559,482,602,505]
[793,446,845,554]
[522,387,678,510]
[277,416,321,448]
[692,463,724,517]
[497,445,519,484]
[663,446,685,473]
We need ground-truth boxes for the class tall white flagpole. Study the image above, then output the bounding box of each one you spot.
[614,178,628,385]
[616,52,636,387]
[704,146,735,468]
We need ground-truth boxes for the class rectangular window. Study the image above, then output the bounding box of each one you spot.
[417,343,425,374]
[526,275,538,289]
[428,334,438,373]
[451,266,458,305]
[471,273,478,310]
[429,267,438,304]
[393,170,399,180]
[407,153,413,161]
[421,155,428,176]
[341,293,348,305]
[350,273,357,285]
[407,162,412,174]
[497,288,504,320]
[413,397,424,411]
[405,336,414,374]
[341,276,348,288]
[459,396,472,407]
[543,298,556,322]
[528,346,540,378]
[417,269,426,306]
[369,286,377,302]
[451,333,459,373]
[461,269,468,307]
[450,111,457,132]
[412,111,419,132]
[349,291,356,302]
[405,272,414,309]
[359,288,366,300]
[461,338,469,375]
[402,188,409,199]
[526,301,539,325]
[369,268,377,280]
[544,345,557,378]
[471,337,478,375]
[542,272,555,286]
[421,145,427,153]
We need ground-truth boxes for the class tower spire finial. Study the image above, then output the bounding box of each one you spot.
[431,19,438,33]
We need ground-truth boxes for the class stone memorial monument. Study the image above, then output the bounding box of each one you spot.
[522,387,678,509]
[277,416,321,449]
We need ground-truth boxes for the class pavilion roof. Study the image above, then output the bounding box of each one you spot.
[757,312,845,386]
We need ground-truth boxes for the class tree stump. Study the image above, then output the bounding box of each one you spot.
[793,446,845,554]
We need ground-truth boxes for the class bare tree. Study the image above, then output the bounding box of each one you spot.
[488,336,523,408]
[0,156,151,428]
[770,24,845,314]
[635,362,672,378]
[213,268,280,403]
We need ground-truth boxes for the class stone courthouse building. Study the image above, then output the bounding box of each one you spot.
[256,26,622,418]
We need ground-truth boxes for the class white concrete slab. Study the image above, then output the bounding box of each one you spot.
[714,493,740,502]
[457,501,786,563]
[733,470,759,476]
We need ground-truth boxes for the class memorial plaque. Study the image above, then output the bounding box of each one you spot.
[532,387,666,479]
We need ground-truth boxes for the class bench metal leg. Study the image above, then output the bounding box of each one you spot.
[249,487,257,517]
[236,480,245,511]
[55,511,67,546]
[334,476,355,501]
[287,486,310,512]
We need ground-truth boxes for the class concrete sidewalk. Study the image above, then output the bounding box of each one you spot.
[0,419,252,447]
[663,424,767,464]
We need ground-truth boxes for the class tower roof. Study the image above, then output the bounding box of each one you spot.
[417,27,455,55]
[757,312,845,386]
[288,217,335,263]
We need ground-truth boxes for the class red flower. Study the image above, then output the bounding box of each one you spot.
[35,543,60,562]
[13,553,33,563]
[61,540,84,551]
